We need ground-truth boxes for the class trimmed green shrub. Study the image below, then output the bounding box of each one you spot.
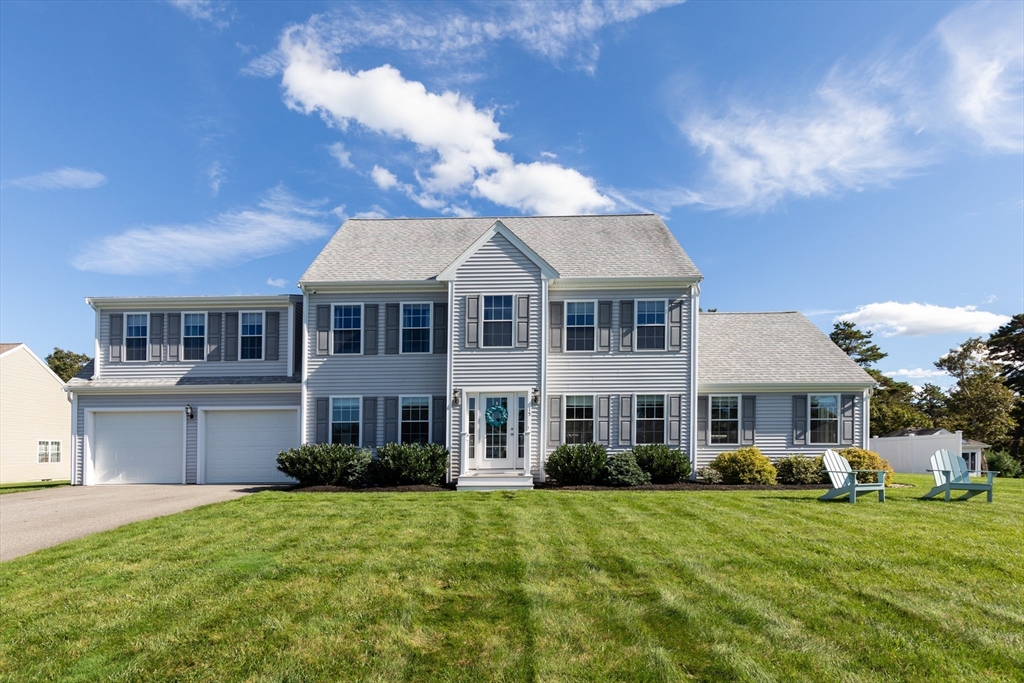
[631,444,691,484]
[985,450,1022,478]
[697,466,722,484]
[839,447,894,485]
[775,454,828,485]
[709,446,777,485]
[372,442,449,486]
[604,450,652,487]
[545,442,608,486]
[276,443,372,487]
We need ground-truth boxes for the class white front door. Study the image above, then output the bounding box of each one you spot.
[478,394,514,470]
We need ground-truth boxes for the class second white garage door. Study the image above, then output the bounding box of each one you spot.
[203,410,298,484]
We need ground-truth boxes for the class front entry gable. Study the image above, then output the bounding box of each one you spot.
[437,221,559,282]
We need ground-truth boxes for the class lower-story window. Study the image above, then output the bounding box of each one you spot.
[38,440,61,463]
[710,395,739,445]
[636,394,665,444]
[331,397,360,445]
[565,395,594,444]
[401,396,430,444]
[809,394,839,445]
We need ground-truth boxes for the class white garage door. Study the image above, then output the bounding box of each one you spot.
[93,411,183,484]
[204,410,298,484]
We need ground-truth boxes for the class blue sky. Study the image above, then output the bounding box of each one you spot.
[1,0,1021,386]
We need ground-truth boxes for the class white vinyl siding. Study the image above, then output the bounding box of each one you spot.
[0,346,70,484]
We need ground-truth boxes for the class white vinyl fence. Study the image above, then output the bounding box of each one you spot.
[869,431,964,473]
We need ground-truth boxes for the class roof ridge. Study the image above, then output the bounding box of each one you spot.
[345,213,657,221]
[700,311,801,315]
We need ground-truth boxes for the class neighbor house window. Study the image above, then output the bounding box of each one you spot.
[37,441,61,463]
[636,301,666,350]
[566,301,595,351]
[240,312,263,360]
[636,394,665,444]
[483,295,513,347]
[331,397,360,446]
[518,396,526,458]
[183,313,205,361]
[468,397,476,453]
[565,395,594,444]
[809,395,839,444]
[401,396,430,444]
[125,314,147,361]
[333,305,361,354]
[402,303,431,353]
[710,396,740,445]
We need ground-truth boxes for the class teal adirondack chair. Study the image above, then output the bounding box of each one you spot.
[818,449,885,503]
[922,449,997,502]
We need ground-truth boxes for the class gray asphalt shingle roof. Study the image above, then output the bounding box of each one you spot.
[300,214,701,283]
[699,312,875,386]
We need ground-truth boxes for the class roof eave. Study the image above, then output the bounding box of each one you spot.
[698,381,876,393]
[86,295,300,310]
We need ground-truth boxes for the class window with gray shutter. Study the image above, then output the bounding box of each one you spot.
[385,304,400,355]
[516,295,529,348]
[841,394,856,444]
[433,303,447,354]
[384,397,399,443]
[316,305,330,356]
[149,313,164,362]
[432,396,446,445]
[618,395,633,446]
[597,395,611,445]
[597,301,612,352]
[465,295,479,349]
[207,313,221,361]
[668,394,682,446]
[265,311,280,361]
[363,304,379,355]
[109,313,123,363]
[547,395,562,447]
[315,398,329,444]
[742,396,756,445]
[549,301,563,352]
[293,303,304,374]
[668,300,683,352]
[224,312,238,361]
[792,395,808,445]
[363,397,377,448]
[697,396,708,446]
[167,313,181,362]
[619,301,634,352]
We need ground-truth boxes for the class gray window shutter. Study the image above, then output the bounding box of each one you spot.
[385,304,400,354]
[384,397,399,443]
[465,295,479,349]
[108,313,123,363]
[432,396,446,445]
[597,301,612,352]
[149,313,164,362]
[618,395,633,446]
[166,313,181,362]
[207,313,221,361]
[547,395,562,447]
[742,396,756,445]
[293,302,304,374]
[549,301,563,352]
[315,398,329,444]
[668,300,683,352]
[316,305,330,356]
[697,396,708,446]
[433,303,447,354]
[224,312,238,361]
[597,395,611,445]
[515,295,529,348]
[668,394,682,446]
[619,301,634,352]
[265,311,280,361]
[792,395,808,445]
[364,304,379,355]
[841,394,856,445]
[362,397,377,448]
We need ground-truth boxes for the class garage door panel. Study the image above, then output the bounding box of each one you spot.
[204,410,297,484]
[93,411,183,484]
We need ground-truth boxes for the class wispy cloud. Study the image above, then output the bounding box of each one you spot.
[266,277,289,288]
[837,301,1010,337]
[207,161,225,195]
[328,142,354,169]
[167,0,232,28]
[5,167,107,190]
[371,165,399,190]
[73,187,328,275]
[884,367,949,379]
[353,205,389,219]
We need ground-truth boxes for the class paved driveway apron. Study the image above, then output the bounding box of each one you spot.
[1,485,267,561]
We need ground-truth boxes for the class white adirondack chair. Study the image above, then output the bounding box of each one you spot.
[923,449,997,502]
[818,449,885,503]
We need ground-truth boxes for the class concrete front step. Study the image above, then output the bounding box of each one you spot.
[456,473,535,491]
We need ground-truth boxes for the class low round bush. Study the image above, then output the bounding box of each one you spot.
[631,444,690,484]
[276,443,372,487]
[545,442,608,486]
[697,465,722,484]
[709,446,777,485]
[984,450,1022,478]
[372,442,449,486]
[774,454,828,485]
[604,450,651,487]
[839,447,894,486]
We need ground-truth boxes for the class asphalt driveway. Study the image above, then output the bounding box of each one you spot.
[0,485,276,561]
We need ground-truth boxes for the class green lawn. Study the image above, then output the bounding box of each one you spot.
[0,480,69,495]
[1,474,1021,682]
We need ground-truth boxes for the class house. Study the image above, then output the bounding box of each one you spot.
[870,428,989,473]
[67,215,875,489]
[0,343,71,484]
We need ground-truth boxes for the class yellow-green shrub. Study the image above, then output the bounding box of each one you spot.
[709,446,777,485]
[839,447,894,486]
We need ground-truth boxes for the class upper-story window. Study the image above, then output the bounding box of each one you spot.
[125,314,147,361]
[402,303,431,353]
[483,295,513,348]
[636,394,665,444]
[240,312,263,360]
[333,305,361,354]
[710,396,739,445]
[331,397,360,446]
[636,300,666,350]
[183,313,205,361]
[401,396,430,444]
[566,301,595,352]
[565,395,594,444]
[809,394,839,444]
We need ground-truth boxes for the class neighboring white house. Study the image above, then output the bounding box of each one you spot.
[0,343,71,483]
[869,428,989,473]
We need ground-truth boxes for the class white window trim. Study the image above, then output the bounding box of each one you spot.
[633,392,668,445]
[329,395,363,447]
[708,394,741,447]
[37,439,62,464]
[562,394,597,444]
[635,299,669,352]
[123,312,150,363]
[481,293,515,349]
[181,311,208,363]
[564,300,598,353]
[330,303,364,356]
[400,301,433,354]
[238,310,265,361]
[807,393,841,446]
[399,395,432,445]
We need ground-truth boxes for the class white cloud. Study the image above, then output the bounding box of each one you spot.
[73,187,328,275]
[353,205,389,219]
[5,167,107,190]
[207,161,225,195]
[371,165,399,190]
[167,0,231,28]
[266,277,289,288]
[838,301,1011,337]
[539,151,558,159]
[328,142,354,169]
[330,204,348,220]
[884,368,949,379]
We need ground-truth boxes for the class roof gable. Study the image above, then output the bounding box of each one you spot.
[437,220,558,281]
[0,343,67,386]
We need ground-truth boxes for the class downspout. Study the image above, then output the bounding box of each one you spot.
[690,282,700,480]
[446,280,455,483]
[539,277,549,482]
[300,290,309,445]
